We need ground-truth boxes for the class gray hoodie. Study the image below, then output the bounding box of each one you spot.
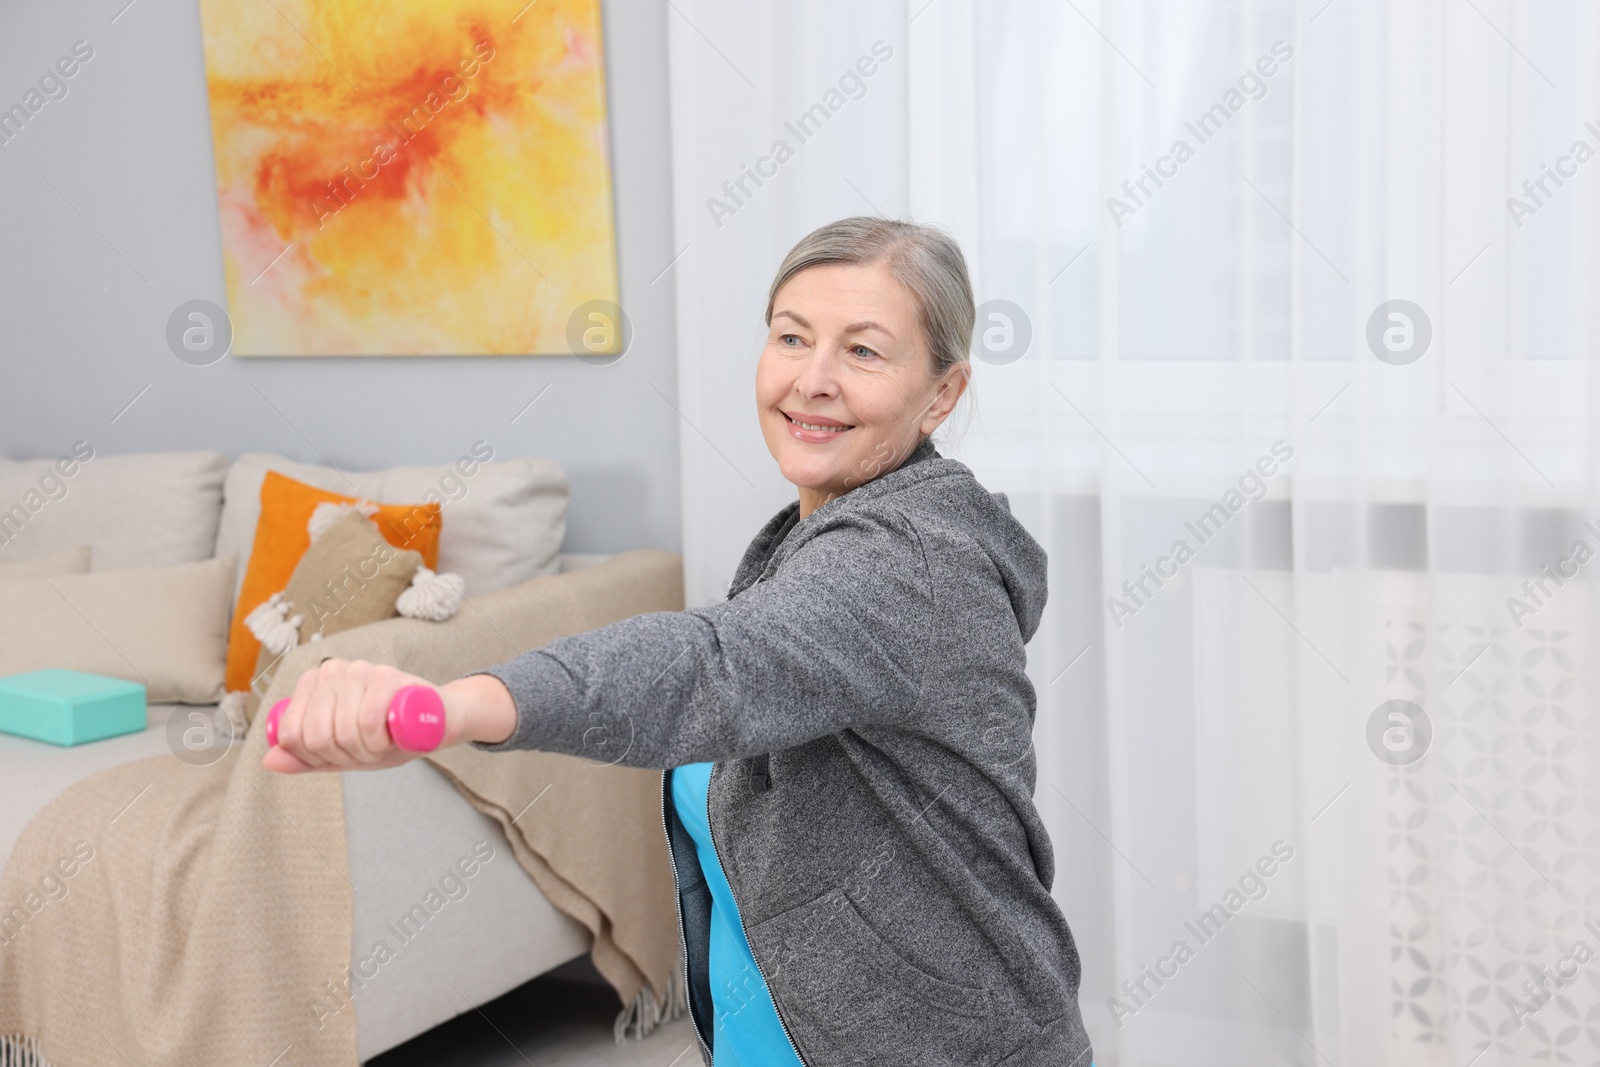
[470,439,1093,1066]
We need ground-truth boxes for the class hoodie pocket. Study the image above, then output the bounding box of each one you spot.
[754,887,1012,1061]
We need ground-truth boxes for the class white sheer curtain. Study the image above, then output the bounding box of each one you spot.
[664,1,1600,1062]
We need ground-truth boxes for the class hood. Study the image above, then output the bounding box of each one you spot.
[751,438,1049,642]
[926,470,1050,644]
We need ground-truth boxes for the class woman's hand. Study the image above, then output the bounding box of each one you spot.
[260,659,518,774]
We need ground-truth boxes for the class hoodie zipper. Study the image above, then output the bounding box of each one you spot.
[661,770,712,1064]
[703,762,809,1066]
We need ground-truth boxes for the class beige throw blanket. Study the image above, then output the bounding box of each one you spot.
[0,551,686,1067]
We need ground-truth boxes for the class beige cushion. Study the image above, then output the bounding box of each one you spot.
[215,451,567,609]
[0,545,90,577]
[246,514,422,703]
[0,555,235,703]
[0,451,228,571]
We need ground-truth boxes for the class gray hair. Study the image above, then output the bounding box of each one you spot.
[764,217,975,379]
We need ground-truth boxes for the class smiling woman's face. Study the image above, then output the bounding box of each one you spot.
[757,261,968,517]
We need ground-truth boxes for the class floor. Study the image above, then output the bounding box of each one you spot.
[367,956,698,1067]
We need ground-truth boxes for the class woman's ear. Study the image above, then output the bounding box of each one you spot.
[918,362,971,436]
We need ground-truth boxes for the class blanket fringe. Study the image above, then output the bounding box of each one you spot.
[612,953,689,1043]
[0,1035,55,1067]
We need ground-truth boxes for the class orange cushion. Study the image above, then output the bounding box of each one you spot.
[225,470,441,693]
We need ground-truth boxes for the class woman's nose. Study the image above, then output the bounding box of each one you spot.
[792,350,839,398]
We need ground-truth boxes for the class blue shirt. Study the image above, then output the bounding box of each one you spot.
[670,762,804,1067]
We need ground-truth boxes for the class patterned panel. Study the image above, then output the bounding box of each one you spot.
[1382,612,1597,1062]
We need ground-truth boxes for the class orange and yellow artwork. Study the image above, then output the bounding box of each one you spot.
[197,0,619,355]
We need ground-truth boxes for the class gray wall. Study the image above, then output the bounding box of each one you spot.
[0,0,681,555]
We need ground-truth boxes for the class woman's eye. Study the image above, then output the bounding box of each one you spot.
[780,334,802,347]
[851,344,878,359]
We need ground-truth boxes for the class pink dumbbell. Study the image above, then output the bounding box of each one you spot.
[265,685,447,753]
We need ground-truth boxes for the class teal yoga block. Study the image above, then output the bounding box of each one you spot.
[0,669,147,746]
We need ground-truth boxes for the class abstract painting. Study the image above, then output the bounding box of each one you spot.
[197,0,619,356]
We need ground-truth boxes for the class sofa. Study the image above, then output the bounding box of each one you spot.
[0,447,684,1063]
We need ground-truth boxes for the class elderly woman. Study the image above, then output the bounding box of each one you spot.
[265,217,1093,1067]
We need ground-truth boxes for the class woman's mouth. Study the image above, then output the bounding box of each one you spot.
[783,411,854,441]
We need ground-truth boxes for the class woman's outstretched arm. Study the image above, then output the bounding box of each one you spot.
[264,509,931,774]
